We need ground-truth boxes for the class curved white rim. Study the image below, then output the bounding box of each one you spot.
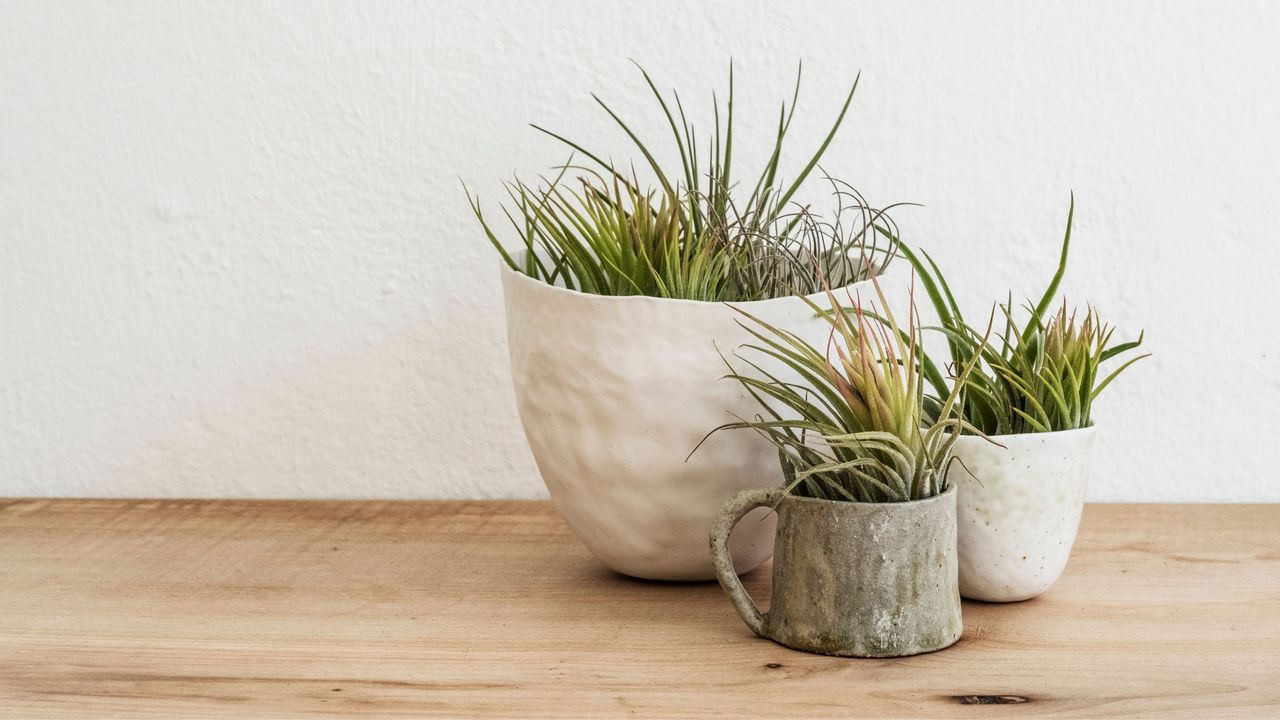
[952,423,1097,444]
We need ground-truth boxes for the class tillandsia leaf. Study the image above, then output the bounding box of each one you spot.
[773,73,861,215]
[1090,351,1151,402]
[820,432,915,496]
[590,93,674,198]
[1009,406,1052,434]
[632,60,695,207]
[875,235,961,397]
[527,124,640,196]
[746,77,797,217]
[464,182,520,272]
[720,62,735,222]
[735,342,860,429]
[1100,331,1145,362]
[1023,193,1075,346]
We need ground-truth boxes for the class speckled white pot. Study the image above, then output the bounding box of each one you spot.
[947,426,1097,602]
[501,263,878,581]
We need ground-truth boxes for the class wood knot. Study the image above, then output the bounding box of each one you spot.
[952,695,1029,705]
[764,663,784,669]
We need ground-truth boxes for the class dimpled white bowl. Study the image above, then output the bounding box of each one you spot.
[501,262,882,581]
[947,426,1097,602]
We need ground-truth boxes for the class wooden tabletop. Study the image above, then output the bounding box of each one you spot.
[1,500,1277,719]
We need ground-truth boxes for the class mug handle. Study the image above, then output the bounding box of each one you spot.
[710,487,782,637]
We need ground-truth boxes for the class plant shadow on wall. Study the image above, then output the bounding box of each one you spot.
[468,62,909,581]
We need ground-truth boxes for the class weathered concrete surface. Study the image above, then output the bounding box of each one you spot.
[713,486,962,657]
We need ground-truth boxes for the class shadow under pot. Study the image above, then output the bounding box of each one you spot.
[710,486,962,658]
[947,425,1096,602]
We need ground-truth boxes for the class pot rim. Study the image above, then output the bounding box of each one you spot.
[499,251,883,310]
[950,422,1097,445]
[777,482,956,509]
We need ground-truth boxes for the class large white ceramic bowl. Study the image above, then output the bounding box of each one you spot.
[947,426,1097,601]
[501,263,881,580]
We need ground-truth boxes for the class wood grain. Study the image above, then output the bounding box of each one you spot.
[1,499,1277,718]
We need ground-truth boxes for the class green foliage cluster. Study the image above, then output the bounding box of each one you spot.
[899,196,1150,435]
[468,65,899,302]
[710,281,980,502]
[718,197,1150,503]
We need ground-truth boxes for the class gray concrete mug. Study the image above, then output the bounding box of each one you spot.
[710,485,963,657]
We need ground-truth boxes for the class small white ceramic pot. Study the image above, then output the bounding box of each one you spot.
[501,262,880,581]
[947,426,1097,602]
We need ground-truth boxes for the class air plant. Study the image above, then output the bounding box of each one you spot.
[469,168,733,300]
[466,64,903,302]
[709,279,982,503]
[897,195,1150,435]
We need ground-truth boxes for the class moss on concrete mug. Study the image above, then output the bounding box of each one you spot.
[710,485,963,657]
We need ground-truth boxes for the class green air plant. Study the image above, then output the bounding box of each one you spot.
[469,169,733,300]
[466,64,902,302]
[897,195,1151,435]
[709,280,982,502]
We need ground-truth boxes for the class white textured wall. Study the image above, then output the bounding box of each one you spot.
[2,1,1277,501]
